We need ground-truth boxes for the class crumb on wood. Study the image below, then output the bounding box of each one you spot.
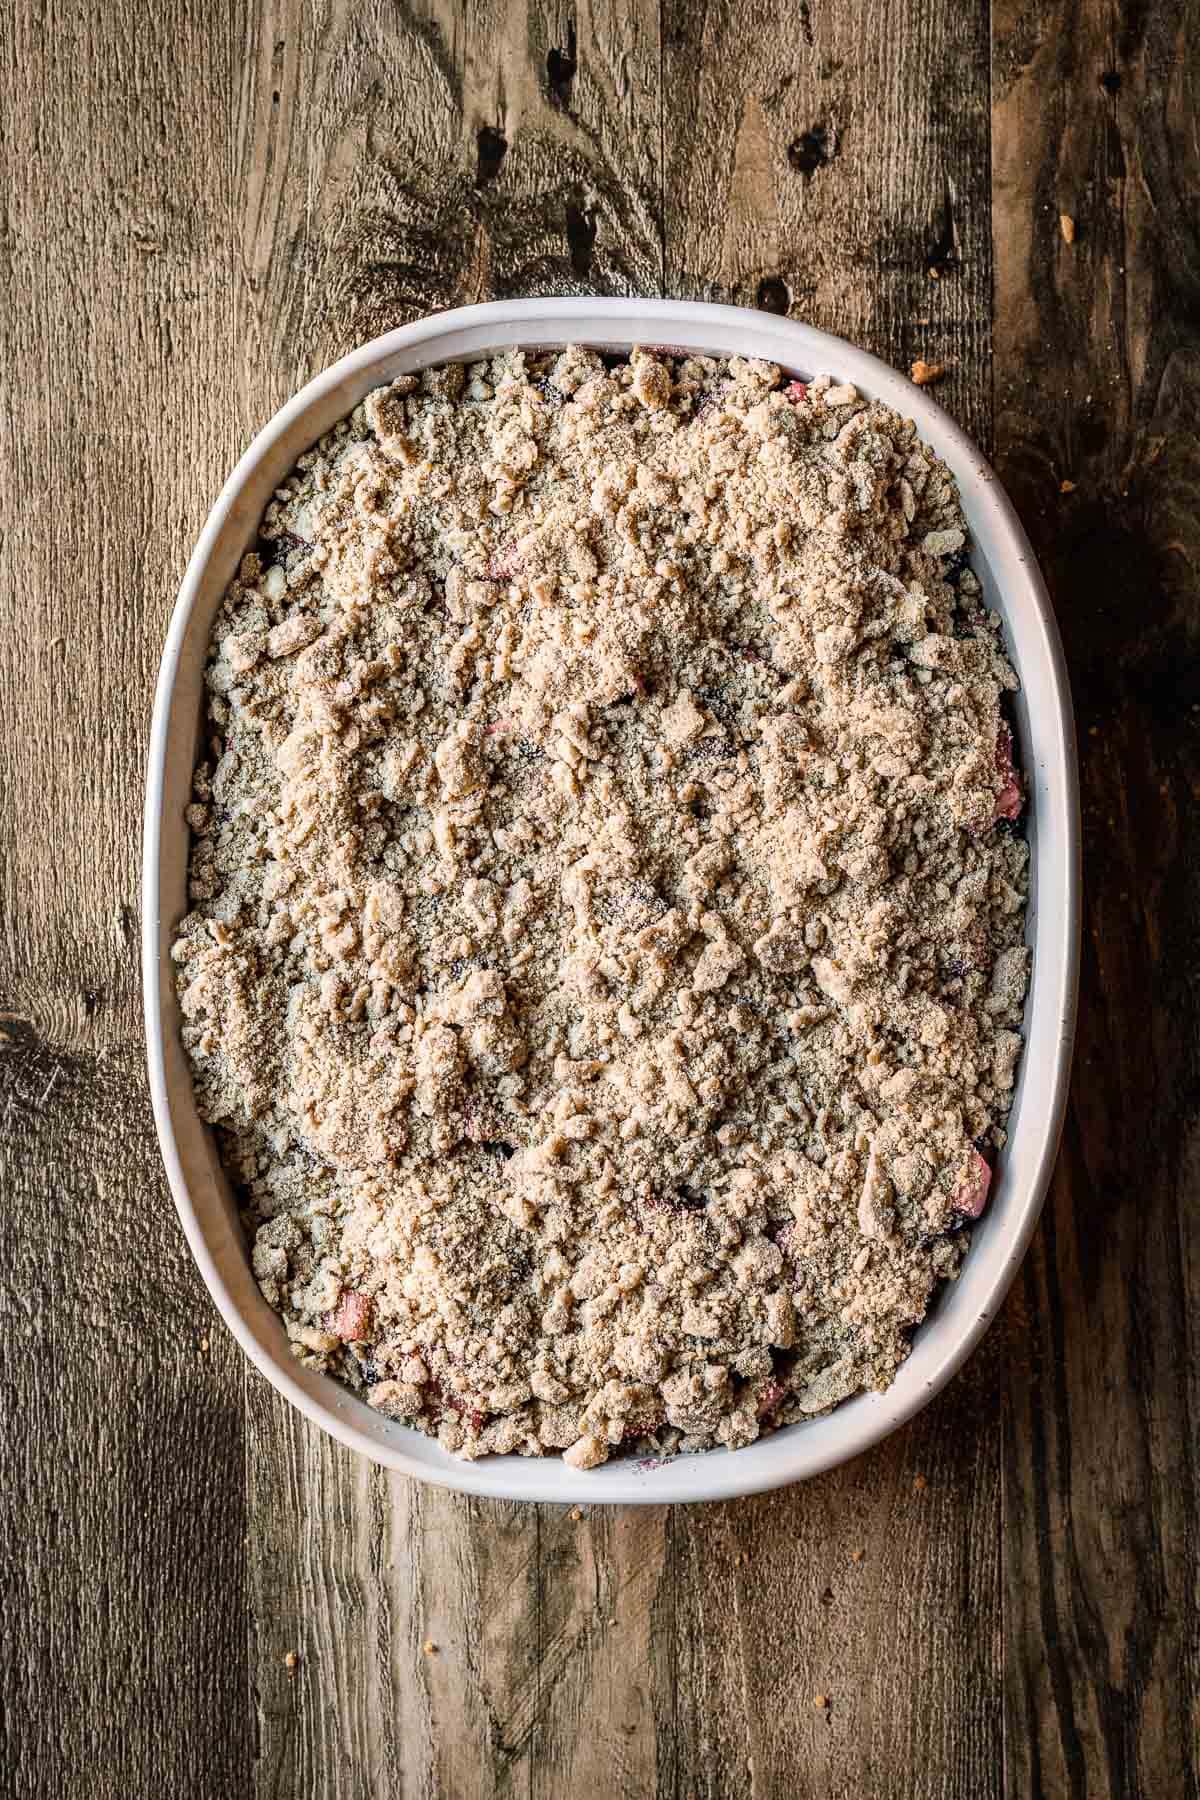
[199,1336,210,1353]
[283,1650,299,1673]
[1060,478,1076,494]
[423,1639,438,1656]
[813,1693,828,1710]
[1059,213,1076,244]
[850,1549,864,1563]
[569,1505,583,1521]
[913,1473,927,1492]
[910,359,946,387]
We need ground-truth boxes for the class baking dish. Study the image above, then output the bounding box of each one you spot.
[143,298,1080,1503]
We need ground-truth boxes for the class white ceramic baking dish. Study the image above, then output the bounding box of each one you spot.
[144,298,1080,1504]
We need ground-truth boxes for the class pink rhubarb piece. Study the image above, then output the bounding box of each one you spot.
[954,1149,992,1219]
[329,1290,373,1341]
[994,723,1023,822]
[784,380,808,403]
[756,1380,785,1419]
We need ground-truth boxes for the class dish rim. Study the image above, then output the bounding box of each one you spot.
[143,297,1080,1505]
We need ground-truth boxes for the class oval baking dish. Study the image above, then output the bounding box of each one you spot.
[143,298,1080,1504]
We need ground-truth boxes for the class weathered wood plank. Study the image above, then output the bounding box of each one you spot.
[230,0,664,405]
[663,0,994,446]
[531,1503,673,1798]
[663,1354,1004,1800]
[238,4,663,1796]
[992,2,1200,1795]
[0,2,251,1794]
[661,3,1002,1795]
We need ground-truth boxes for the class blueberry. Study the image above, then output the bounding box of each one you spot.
[481,1140,516,1161]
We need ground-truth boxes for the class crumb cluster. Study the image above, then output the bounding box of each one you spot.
[174,346,1029,1467]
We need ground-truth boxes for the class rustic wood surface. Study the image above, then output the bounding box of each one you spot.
[1,1,1196,1796]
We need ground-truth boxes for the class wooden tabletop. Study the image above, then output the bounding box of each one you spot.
[3,2,1197,1795]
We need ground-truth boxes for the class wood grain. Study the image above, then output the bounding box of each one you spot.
[661,5,1003,1795]
[0,3,251,1796]
[663,0,995,445]
[238,3,667,1797]
[3,0,1199,1795]
[992,2,1200,1795]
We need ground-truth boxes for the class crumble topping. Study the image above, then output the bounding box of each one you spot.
[173,347,1029,1466]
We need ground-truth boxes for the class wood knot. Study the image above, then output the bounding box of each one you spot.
[547,27,577,108]
[787,123,838,177]
[756,276,790,315]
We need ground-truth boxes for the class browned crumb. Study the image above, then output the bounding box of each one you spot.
[850,1549,865,1563]
[813,1694,829,1710]
[1059,479,1076,494]
[423,1639,438,1656]
[569,1505,583,1521]
[1059,213,1076,245]
[175,349,1029,1470]
[910,359,946,387]
[913,1472,928,1492]
[283,1650,299,1673]
[199,1336,210,1353]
